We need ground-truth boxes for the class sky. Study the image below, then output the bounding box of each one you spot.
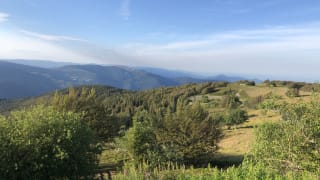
[1,0,320,80]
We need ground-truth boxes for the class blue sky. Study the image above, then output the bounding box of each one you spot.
[1,0,320,80]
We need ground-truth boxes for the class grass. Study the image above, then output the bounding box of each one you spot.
[112,86,319,178]
[112,161,318,180]
[217,128,254,155]
[101,84,317,176]
[208,84,287,165]
[208,84,315,168]
[212,108,282,165]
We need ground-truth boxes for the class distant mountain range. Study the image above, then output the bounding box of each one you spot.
[9,59,75,68]
[0,60,253,99]
[136,67,248,83]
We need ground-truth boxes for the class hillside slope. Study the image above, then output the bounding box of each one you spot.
[57,65,178,90]
[0,60,254,99]
[0,61,64,98]
[0,61,179,98]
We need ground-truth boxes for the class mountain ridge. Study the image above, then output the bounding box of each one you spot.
[0,60,253,99]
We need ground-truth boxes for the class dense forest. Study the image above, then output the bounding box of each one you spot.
[0,81,319,179]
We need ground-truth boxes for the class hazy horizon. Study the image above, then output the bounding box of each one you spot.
[1,0,320,81]
[1,58,316,82]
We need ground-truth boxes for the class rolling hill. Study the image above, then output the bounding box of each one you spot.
[136,66,247,82]
[0,61,63,98]
[0,61,179,98]
[0,60,252,99]
[56,65,178,90]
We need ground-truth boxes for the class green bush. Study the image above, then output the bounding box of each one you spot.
[117,104,221,167]
[252,100,320,174]
[0,106,101,179]
[223,109,248,129]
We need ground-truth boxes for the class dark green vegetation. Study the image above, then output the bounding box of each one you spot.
[117,103,221,167]
[0,80,319,179]
[0,106,100,179]
[253,101,320,173]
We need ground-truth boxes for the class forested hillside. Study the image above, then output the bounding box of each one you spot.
[0,80,319,179]
[2,0,320,178]
[0,60,252,99]
[0,61,179,98]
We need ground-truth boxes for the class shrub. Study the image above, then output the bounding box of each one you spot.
[223,109,248,129]
[0,106,101,179]
[117,104,221,167]
[252,100,320,174]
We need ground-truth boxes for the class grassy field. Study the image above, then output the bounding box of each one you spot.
[208,83,312,167]
[213,109,280,166]
[112,85,320,179]
[99,83,314,174]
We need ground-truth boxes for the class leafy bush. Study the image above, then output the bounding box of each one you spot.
[117,104,221,167]
[252,100,320,174]
[223,109,248,129]
[0,106,101,179]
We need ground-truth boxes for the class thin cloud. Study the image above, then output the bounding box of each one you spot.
[117,23,320,79]
[0,13,9,23]
[0,30,140,66]
[123,24,320,54]
[0,31,89,63]
[21,30,84,42]
[120,0,131,20]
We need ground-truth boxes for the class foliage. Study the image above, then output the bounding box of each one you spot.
[52,87,131,141]
[301,82,320,92]
[237,80,255,86]
[201,95,209,103]
[115,111,161,167]
[259,96,281,113]
[251,99,320,174]
[2,81,320,178]
[286,88,300,97]
[117,103,221,167]
[113,161,318,180]
[223,108,248,129]
[158,103,221,165]
[243,91,282,109]
[0,106,101,179]
[221,90,241,109]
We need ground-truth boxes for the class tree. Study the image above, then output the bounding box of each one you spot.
[117,103,221,166]
[286,83,304,97]
[159,103,221,165]
[0,106,101,179]
[52,87,130,141]
[238,80,255,86]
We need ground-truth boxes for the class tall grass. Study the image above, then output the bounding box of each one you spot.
[113,162,318,180]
